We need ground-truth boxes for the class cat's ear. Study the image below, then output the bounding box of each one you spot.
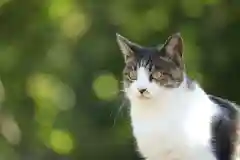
[163,33,183,58]
[116,33,140,63]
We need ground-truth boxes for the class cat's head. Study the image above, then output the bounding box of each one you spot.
[116,33,185,101]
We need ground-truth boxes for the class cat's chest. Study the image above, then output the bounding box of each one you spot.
[132,109,186,140]
[130,103,215,160]
[131,110,190,159]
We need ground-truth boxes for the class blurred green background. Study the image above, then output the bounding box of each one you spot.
[0,0,239,159]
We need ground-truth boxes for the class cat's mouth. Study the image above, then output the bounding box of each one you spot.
[137,93,152,100]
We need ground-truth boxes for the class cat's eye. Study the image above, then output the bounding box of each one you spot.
[128,70,137,80]
[152,71,163,80]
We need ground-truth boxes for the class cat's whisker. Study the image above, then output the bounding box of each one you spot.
[107,90,127,126]
[111,98,127,128]
[109,91,125,118]
[108,90,126,97]
[117,88,124,92]
[120,81,125,84]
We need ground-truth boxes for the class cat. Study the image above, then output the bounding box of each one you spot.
[116,32,240,160]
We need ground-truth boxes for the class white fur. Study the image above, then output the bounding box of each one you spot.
[125,67,219,160]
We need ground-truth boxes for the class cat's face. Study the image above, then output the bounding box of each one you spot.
[116,33,185,101]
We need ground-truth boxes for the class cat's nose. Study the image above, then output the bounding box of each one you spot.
[138,88,147,94]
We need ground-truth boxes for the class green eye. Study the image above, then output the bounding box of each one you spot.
[152,71,163,80]
[128,70,137,80]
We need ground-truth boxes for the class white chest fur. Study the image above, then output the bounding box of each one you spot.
[129,85,218,160]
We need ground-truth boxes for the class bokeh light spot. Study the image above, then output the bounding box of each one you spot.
[48,0,73,19]
[1,116,21,145]
[27,73,76,144]
[48,0,89,39]
[93,73,119,101]
[50,130,74,154]
[27,73,76,112]
[0,0,11,8]
[61,11,88,39]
